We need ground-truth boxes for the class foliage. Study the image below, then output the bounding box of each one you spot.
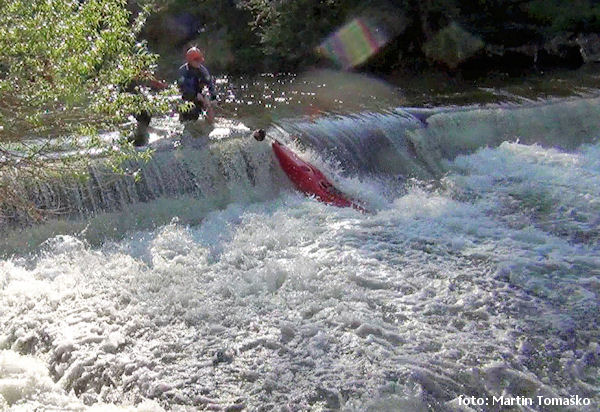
[142,0,264,74]
[423,22,484,69]
[239,0,353,69]
[526,0,600,33]
[0,0,176,137]
[142,0,600,74]
[231,0,600,71]
[0,0,174,221]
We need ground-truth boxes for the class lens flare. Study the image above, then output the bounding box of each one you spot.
[317,18,389,69]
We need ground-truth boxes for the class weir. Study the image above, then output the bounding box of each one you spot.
[1,138,282,227]
[2,96,600,229]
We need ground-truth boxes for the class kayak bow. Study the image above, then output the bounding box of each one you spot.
[271,139,366,212]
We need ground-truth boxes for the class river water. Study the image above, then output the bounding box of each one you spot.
[1,68,599,411]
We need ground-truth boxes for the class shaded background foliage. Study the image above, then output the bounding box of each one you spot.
[145,0,600,77]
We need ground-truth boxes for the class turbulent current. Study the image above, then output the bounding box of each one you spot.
[1,93,599,411]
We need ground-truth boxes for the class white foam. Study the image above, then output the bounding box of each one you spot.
[0,350,164,411]
[0,142,598,409]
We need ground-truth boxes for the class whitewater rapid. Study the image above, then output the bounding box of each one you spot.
[1,133,599,410]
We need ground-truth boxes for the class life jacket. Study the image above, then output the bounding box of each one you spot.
[178,63,215,101]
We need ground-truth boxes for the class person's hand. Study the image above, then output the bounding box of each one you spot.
[149,78,167,90]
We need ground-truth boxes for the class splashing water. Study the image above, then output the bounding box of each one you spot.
[1,137,599,410]
[1,74,600,410]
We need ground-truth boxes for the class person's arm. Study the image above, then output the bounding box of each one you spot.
[137,70,167,90]
[149,77,167,90]
[199,66,217,100]
[177,65,186,93]
[195,93,215,123]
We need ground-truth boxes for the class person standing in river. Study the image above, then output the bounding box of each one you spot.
[129,71,168,146]
[178,47,217,126]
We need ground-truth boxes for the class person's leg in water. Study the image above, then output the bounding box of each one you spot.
[178,101,210,144]
[178,100,201,123]
[130,110,151,146]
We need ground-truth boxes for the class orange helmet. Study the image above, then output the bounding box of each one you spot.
[185,47,203,63]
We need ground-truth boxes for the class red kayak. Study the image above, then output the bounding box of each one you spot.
[272,140,366,212]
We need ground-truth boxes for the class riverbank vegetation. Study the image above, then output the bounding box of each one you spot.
[147,0,600,76]
[0,0,173,222]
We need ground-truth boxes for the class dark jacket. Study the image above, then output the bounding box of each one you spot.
[178,63,216,102]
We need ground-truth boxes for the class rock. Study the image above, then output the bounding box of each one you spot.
[498,48,537,73]
[309,387,341,410]
[577,33,600,63]
[538,34,584,69]
[212,348,234,365]
[279,322,296,343]
[423,23,485,69]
